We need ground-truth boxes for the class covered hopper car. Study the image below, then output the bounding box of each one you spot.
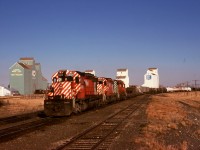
[44,70,127,116]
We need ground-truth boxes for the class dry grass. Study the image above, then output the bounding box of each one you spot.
[135,137,187,150]
[134,92,200,150]
[0,97,44,118]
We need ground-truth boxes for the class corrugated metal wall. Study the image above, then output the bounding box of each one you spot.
[9,63,25,94]
[9,58,48,95]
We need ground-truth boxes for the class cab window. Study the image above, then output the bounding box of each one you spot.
[75,77,79,83]
[66,76,73,81]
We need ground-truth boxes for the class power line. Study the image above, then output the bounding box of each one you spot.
[193,80,199,88]
[193,80,199,96]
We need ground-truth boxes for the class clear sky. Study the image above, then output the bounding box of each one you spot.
[0,0,200,87]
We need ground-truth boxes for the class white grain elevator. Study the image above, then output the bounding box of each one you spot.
[142,68,159,88]
[116,69,129,88]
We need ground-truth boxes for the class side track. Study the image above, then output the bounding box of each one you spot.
[0,117,54,142]
[0,111,43,125]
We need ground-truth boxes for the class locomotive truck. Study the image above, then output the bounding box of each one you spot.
[44,69,127,116]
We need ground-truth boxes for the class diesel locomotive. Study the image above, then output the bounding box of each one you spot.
[44,70,127,116]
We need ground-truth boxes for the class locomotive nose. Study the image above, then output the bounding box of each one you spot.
[58,83,63,93]
[49,85,54,92]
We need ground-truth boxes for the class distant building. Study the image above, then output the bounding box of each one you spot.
[166,87,191,92]
[85,70,95,76]
[142,68,159,88]
[116,69,129,88]
[9,57,48,95]
[0,85,11,96]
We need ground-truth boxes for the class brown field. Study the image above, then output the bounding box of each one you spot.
[135,92,200,150]
[0,96,44,118]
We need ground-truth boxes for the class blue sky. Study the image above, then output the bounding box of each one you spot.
[0,0,200,87]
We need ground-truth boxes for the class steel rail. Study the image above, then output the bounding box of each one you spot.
[54,98,148,150]
[0,117,52,142]
[0,111,43,125]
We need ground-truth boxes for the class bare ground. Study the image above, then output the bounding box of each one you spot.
[110,92,200,150]
[0,92,200,150]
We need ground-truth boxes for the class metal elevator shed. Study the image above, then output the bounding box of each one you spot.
[9,57,48,95]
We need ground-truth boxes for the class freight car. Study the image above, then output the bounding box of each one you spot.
[126,86,141,98]
[44,70,127,116]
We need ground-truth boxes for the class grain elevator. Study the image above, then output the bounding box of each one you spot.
[9,57,48,95]
[142,68,159,88]
[116,69,129,88]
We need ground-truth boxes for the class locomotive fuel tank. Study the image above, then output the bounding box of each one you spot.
[44,99,72,116]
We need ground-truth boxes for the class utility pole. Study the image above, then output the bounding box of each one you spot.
[193,80,199,96]
[186,81,189,87]
[186,81,189,96]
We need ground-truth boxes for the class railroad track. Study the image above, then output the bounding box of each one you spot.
[0,99,132,143]
[54,99,147,150]
[0,111,43,125]
[0,116,54,143]
[0,96,148,145]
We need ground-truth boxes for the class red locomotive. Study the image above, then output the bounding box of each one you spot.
[44,69,127,116]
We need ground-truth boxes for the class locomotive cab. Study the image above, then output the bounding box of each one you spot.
[44,70,74,116]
